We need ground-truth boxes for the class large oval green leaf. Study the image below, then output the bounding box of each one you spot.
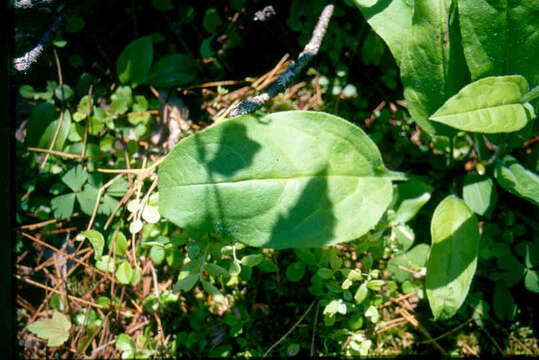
[430,76,532,133]
[116,36,153,88]
[426,196,479,320]
[148,53,198,88]
[458,0,539,88]
[159,111,398,249]
[495,155,539,206]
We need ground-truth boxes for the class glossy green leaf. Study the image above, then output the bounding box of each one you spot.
[354,283,368,304]
[426,196,479,320]
[463,173,497,216]
[51,193,76,219]
[430,76,532,133]
[148,54,198,88]
[159,111,397,249]
[392,224,415,252]
[495,156,539,206]
[390,180,433,225]
[27,311,71,347]
[80,230,105,259]
[388,244,430,283]
[117,36,153,87]
[458,0,539,88]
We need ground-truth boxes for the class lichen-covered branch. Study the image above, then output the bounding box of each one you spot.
[13,15,62,72]
[14,0,52,8]
[228,4,334,118]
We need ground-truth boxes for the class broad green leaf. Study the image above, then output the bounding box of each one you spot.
[117,36,153,87]
[430,76,532,133]
[493,282,516,321]
[202,280,224,300]
[27,311,71,347]
[62,165,88,192]
[352,0,413,67]
[426,196,479,320]
[324,299,347,316]
[116,261,134,284]
[365,305,379,323]
[458,0,539,88]
[148,54,198,88]
[150,246,166,265]
[463,173,497,216]
[51,193,76,219]
[388,244,430,283]
[19,84,35,98]
[392,224,415,252]
[390,180,433,225]
[400,0,470,138]
[285,261,306,282]
[495,156,539,206]
[159,111,396,249]
[80,230,105,258]
[294,248,317,265]
[110,87,132,115]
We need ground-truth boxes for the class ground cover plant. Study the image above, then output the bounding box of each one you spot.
[13,0,538,357]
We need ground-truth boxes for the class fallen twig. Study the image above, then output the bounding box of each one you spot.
[228,5,334,117]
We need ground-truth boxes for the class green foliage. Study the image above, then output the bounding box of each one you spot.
[117,36,154,88]
[430,76,533,133]
[159,111,401,248]
[27,311,71,347]
[426,196,479,320]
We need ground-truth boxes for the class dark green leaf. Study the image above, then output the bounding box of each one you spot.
[77,185,99,216]
[117,36,153,87]
[525,270,539,293]
[493,282,516,321]
[80,230,105,259]
[458,0,539,88]
[285,261,306,282]
[203,8,222,34]
[148,54,198,88]
[55,84,75,101]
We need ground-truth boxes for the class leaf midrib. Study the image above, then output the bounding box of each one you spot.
[163,174,387,188]
[432,102,521,120]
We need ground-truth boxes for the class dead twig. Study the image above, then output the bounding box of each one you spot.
[228,5,334,117]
